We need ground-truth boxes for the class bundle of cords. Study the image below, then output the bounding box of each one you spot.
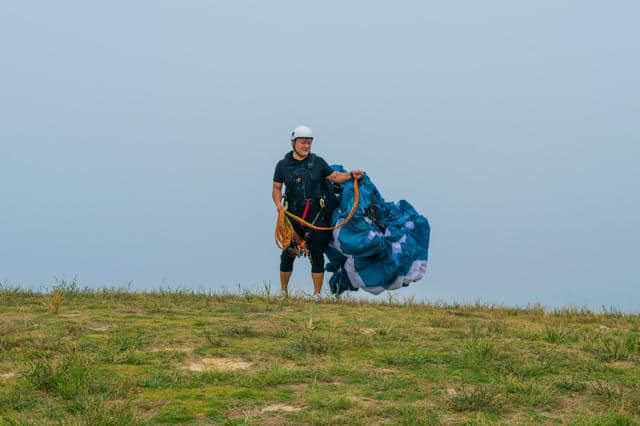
[275,178,360,251]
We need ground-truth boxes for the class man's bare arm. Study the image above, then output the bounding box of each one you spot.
[326,170,365,184]
[272,181,283,209]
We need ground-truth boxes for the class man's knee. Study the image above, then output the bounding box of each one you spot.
[280,250,295,272]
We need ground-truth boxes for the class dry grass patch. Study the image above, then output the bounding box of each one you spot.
[261,403,303,413]
[184,357,252,372]
[146,344,195,353]
[347,396,378,409]
[46,291,63,314]
[134,398,171,421]
[279,383,308,392]
[376,367,398,374]
[609,360,635,369]
[0,372,16,381]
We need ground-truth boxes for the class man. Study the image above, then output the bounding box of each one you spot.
[272,125,364,299]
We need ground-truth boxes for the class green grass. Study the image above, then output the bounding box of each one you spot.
[1,282,640,424]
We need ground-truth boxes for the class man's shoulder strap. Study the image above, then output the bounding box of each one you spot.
[307,153,316,171]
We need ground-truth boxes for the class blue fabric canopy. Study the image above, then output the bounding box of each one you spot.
[325,166,430,295]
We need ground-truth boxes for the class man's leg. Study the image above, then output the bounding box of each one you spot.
[309,229,330,295]
[280,250,295,295]
[311,272,323,295]
[280,271,292,295]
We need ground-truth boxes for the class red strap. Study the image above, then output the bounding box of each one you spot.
[301,199,310,221]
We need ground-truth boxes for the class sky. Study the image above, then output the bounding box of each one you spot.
[1,1,639,311]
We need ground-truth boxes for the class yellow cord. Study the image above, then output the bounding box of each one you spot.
[275,178,360,250]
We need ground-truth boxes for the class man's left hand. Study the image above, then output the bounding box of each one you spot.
[351,170,365,180]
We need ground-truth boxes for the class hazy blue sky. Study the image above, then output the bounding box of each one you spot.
[1,2,639,310]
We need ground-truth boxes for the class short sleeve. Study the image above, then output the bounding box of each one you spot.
[273,162,284,183]
[319,157,334,178]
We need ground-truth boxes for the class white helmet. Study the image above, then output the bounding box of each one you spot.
[291,125,313,141]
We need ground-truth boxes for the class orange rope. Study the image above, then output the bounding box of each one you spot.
[275,178,360,250]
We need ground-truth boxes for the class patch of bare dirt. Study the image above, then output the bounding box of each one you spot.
[279,383,308,392]
[134,399,170,421]
[115,307,146,315]
[147,344,195,353]
[561,394,590,412]
[441,414,464,424]
[89,325,110,331]
[609,360,635,369]
[60,312,81,318]
[586,380,622,395]
[347,396,377,409]
[261,404,303,413]
[184,357,251,372]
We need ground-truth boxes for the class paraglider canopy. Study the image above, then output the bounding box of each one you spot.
[324,165,430,295]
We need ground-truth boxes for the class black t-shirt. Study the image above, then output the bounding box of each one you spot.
[274,151,334,212]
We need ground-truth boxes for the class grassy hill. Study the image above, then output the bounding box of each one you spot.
[1,283,640,425]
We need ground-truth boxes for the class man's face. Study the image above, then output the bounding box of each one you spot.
[293,138,313,156]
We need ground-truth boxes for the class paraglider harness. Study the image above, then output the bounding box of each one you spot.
[275,174,360,255]
[281,154,338,258]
